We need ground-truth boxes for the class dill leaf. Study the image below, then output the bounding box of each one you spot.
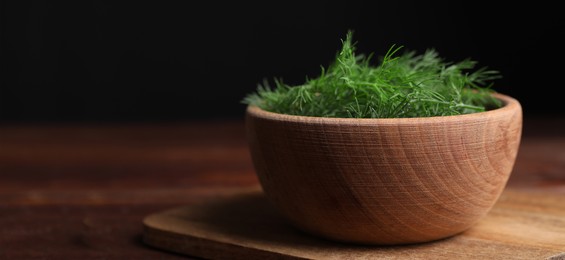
[243,31,502,118]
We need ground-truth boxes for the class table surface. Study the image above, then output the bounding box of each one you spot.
[1,117,564,259]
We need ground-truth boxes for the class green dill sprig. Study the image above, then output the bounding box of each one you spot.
[243,31,502,118]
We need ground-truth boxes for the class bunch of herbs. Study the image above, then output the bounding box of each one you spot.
[243,31,501,118]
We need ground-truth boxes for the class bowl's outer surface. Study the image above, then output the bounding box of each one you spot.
[245,93,522,245]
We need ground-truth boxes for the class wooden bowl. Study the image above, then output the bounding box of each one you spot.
[245,93,522,245]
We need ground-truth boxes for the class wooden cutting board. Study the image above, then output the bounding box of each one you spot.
[142,188,565,259]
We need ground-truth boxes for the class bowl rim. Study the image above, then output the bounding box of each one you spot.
[246,92,521,125]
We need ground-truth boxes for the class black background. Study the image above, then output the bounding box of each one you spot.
[1,1,564,122]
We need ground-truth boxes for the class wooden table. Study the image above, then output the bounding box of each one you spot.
[1,118,564,259]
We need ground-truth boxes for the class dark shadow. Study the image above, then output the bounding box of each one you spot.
[184,191,457,253]
[134,234,200,259]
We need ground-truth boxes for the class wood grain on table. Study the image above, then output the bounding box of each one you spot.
[0,118,564,259]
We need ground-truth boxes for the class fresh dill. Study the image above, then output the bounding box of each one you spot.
[243,31,502,118]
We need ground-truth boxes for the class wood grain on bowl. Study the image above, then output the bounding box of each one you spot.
[246,93,522,245]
